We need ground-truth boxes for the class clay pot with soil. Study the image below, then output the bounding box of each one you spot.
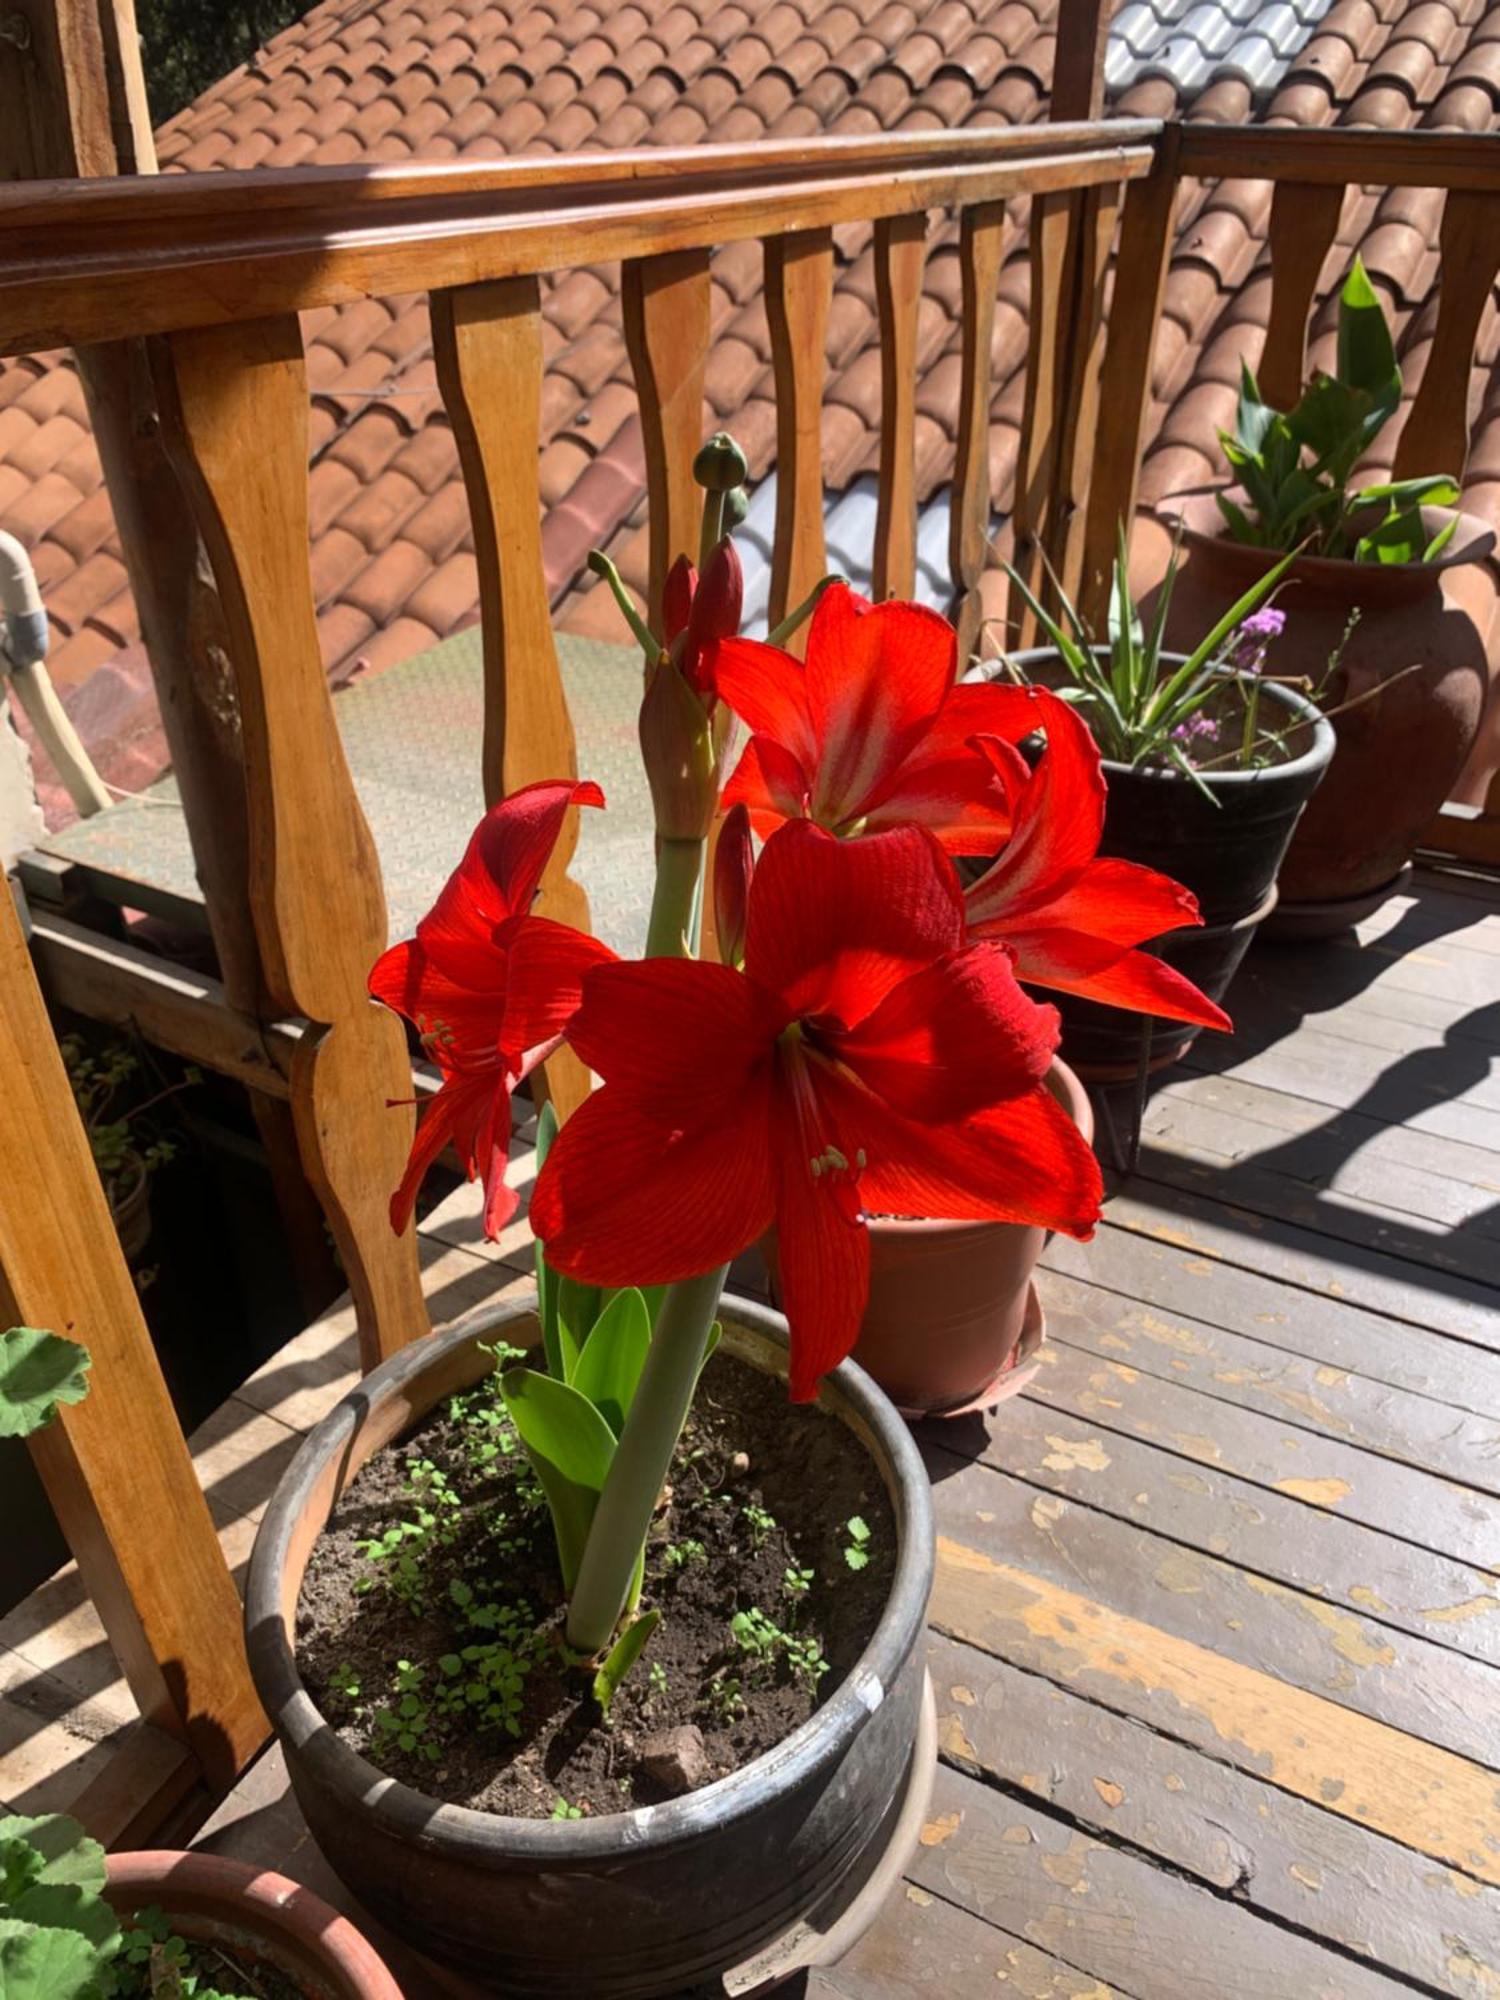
[1160,493,1492,935]
[246,1293,935,1998]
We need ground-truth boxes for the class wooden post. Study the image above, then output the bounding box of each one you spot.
[0,874,266,1790]
[1,0,339,1311]
[622,249,712,636]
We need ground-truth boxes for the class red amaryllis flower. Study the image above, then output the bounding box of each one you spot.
[709,582,1037,854]
[531,820,1101,1399]
[370,780,614,1237]
[662,538,743,699]
[964,688,1231,1031]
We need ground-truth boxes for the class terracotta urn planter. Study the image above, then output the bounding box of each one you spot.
[1160,494,1495,934]
[764,1062,1093,1417]
[246,1294,935,1998]
[104,1851,402,2000]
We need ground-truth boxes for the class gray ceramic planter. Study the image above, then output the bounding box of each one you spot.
[245,1293,936,1998]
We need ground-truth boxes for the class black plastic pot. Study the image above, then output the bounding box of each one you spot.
[969,654,1334,1076]
[245,1293,935,1998]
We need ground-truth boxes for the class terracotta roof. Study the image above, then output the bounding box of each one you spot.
[4,0,1500,816]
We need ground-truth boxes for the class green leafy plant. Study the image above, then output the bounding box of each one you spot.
[61,1035,200,1215]
[1004,528,1294,787]
[843,1516,872,1572]
[593,1606,661,1715]
[0,1328,91,1439]
[1216,257,1458,564]
[740,1503,776,1550]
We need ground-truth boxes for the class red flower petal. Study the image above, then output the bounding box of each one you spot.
[744,819,965,1027]
[418,780,604,972]
[713,802,755,967]
[682,539,745,694]
[966,693,1106,917]
[822,1067,1102,1236]
[1007,929,1232,1031]
[1020,857,1203,947]
[390,1066,518,1239]
[368,936,505,1063]
[530,1081,776,1285]
[498,915,617,1058]
[722,734,811,832]
[836,943,1059,1121]
[562,957,786,1122]
[771,1084,870,1402]
[860,679,1041,848]
[802,586,957,827]
[708,637,818,770]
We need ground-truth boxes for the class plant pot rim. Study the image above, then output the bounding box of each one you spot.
[104,1850,403,2000]
[1159,488,1497,581]
[245,1292,934,1865]
[972,650,1335,791]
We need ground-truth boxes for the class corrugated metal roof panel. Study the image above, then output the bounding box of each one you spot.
[1106,0,1336,104]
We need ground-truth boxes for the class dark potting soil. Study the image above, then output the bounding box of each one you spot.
[119,1924,304,2000]
[296,1347,896,1821]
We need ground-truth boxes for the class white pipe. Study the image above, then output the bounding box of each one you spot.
[0,528,112,818]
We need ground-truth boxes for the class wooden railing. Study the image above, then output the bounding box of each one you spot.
[1,115,1499,1830]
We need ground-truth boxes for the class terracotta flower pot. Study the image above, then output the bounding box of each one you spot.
[1160,494,1495,933]
[763,1062,1093,1417]
[245,1294,936,1998]
[104,1851,402,2000]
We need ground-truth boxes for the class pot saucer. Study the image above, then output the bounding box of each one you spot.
[895,1281,1046,1422]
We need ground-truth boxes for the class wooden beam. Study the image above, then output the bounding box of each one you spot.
[67,1722,202,1850]
[0,135,1157,356]
[0,878,267,1790]
[1178,123,1500,190]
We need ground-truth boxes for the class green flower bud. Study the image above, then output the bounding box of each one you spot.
[693,432,749,493]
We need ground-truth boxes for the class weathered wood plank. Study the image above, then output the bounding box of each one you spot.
[1036,1266,1500,1493]
[1047,1218,1500,1417]
[153,313,428,1371]
[1098,1185,1499,1350]
[872,211,926,602]
[1017,1333,1499,1569]
[1259,180,1345,410]
[931,1384,1500,1666]
[913,1764,1421,1999]
[931,1531,1500,1884]
[431,274,593,1124]
[928,1632,1500,1999]
[622,247,712,633]
[0,878,266,1790]
[765,227,833,638]
[949,200,1005,662]
[928,1457,1500,1767]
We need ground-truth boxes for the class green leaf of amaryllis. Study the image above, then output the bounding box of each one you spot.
[593,1608,661,1714]
[499,1367,617,1592]
[571,1290,652,1437]
[557,1278,603,1383]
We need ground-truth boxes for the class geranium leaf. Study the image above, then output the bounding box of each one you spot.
[0,1334,91,1441]
[0,1917,103,2000]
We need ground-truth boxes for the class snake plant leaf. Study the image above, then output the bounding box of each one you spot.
[499,1367,617,1591]
[0,1917,103,2000]
[571,1289,652,1437]
[592,1608,661,1714]
[0,1332,91,1440]
[557,1278,604,1383]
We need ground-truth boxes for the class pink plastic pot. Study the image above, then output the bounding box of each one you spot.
[765,1060,1094,1418]
[104,1852,402,2000]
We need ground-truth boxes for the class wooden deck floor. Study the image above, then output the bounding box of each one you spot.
[4,862,1499,1996]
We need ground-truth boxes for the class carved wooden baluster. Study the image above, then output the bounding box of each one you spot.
[432,276,593,1121]
[622,247,713,633]
[949,202,1006,664]
[1045,183,1120,613]
[152,315,427,1370]
[873,212,926,603]
[1260,180,1345,412]
[0,877,265,1795]
[1010,190,1073,647]
[765,227,834,643]
[1393,188,1500,483]
[1080,127,1182,629]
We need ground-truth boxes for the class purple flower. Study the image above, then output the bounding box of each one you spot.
[1170,714,1217,744]
[1227,605,1285,676]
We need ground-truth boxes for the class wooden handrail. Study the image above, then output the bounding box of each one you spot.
[0,127,1158,354]
[1177,124,1500,191]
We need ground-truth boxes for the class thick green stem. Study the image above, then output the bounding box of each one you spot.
[644,836,706,958]
[565,1263,729,1653]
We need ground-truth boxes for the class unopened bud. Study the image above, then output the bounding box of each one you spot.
[713,802,754,969]
[639,656,722,840]
[693,431,749,493]
[722,485,750,532]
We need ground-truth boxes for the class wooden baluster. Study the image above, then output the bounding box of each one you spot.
[873,211,926,602]
[949,202,1006,665]
[1045,183,1120,612]
[432,276,593,1123]
[765,227,834,642]
[622,248,712,634]
[1393,188,1500,482]
[0,878,265,1793]
[1011,190,1073,646]
[1260,181,1345,411]
[1080,126,1182,629]
[152,315,427,1371]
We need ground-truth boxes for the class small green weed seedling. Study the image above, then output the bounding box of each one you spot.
[843,1516,871,1571]
[663,1537,707,1572]
[741,1503,776,1550]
